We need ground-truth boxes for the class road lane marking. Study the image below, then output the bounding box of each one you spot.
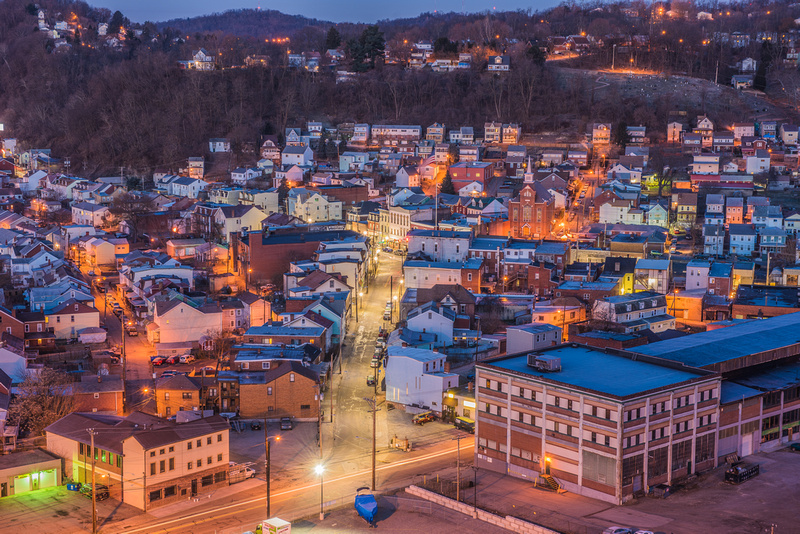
[120,442,473,533]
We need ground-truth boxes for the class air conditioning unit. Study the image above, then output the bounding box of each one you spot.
[527,354,561,372]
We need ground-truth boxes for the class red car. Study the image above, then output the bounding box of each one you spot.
[151,357,166,366]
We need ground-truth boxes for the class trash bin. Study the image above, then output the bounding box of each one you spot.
[67,483,80,491]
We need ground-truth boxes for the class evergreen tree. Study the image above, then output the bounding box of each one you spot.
[109,10,125,35]
[277,178,290,205]
[324,27,341,50]
[613,121,630,148]
[440,171,455,195]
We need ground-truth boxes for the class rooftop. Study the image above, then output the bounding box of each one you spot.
[633,312,800,369]
[483,345,710,398]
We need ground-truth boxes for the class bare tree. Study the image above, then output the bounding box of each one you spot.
[8,369,74,437]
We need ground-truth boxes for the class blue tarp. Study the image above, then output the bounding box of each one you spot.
[354,494,378,523]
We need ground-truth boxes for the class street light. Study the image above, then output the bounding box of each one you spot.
[315,464,325,520]
[265,423,281,518]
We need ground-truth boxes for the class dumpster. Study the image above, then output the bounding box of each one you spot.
[67,483,80,491]
[354,492,378,526]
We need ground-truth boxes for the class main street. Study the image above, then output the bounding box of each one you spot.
[108,247,474,533]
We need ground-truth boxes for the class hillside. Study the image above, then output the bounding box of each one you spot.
[159,9,330,38]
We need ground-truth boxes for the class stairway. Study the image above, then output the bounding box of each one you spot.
[541,474,560,491]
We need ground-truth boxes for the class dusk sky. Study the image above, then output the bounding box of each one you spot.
[91,1,553,23]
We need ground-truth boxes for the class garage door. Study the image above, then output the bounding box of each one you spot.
[741,432,754,457]
[14,474,31,494]
[39,469,57,489]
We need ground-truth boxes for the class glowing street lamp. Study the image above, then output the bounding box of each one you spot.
[315,464,325,520]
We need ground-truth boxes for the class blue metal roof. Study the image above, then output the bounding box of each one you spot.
[484,345,707,398]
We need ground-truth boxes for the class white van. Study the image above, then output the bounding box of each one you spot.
[179,354,195,364]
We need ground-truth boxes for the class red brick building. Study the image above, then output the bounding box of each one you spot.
[449,162,493,193]
[508,184,554,239]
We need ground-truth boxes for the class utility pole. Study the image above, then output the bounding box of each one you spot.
[121,312,126,412]
[89,428,97,534]
[456,433,462,502]
[264,418,271,518]
[364,397,378,491]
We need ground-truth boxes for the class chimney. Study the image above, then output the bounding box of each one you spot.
[467,381,474,391]
[444,361,451,373]
[97,375,102,383]
[402,342,408,348]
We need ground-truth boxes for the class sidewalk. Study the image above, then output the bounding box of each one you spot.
[145,478,266,519]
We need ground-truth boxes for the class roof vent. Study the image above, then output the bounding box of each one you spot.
[527,353,561,372]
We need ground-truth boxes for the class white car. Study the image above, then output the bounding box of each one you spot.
[602,528,632,534]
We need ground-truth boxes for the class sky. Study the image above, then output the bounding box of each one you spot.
[91,1,554,24]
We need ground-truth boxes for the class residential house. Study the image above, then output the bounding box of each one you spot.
[71,202,109,227]
[726,197,744,225]
[592,291,675,333]
[780,124,799,145]
[385,346,459,412]
[703,225,725,256]
[675,193,697,226]
[729,224,757,256]
[237,361,321,420]
[746,150,770,174]
[752,205,783,229]
[686,260,711,290]
[45,299,100,340]
[487,55,510,71]
[281,145,313,167]
[506,323,562,352]
[634,259,671,294]
[759,227,787,256]
[406,302,456,348]
[209,138,231,153]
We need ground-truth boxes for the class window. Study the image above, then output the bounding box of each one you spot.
[187,462,193,470]
[150,462,156,476]
[182,392,192,400]
[201,475,214,487]
[169,458,175,471]
[650,427,666,441]
[301,404,311,410]
[150,451,156,457]
[165,392,170,401]
[159,449,165,455]
[290,373,295,382]
[214,471,227,484]
[187,441,192,450]
[197,459,202,468]
[207,456,213,465]
[217,434,223,442]
[117,456,122,468]
[267,387,273,395]
[675,420,691,434]
[149,489,162,502]
[159,460,165,473]
[197,439,201,447]
[217,454,223,462]
[164,486,177,498]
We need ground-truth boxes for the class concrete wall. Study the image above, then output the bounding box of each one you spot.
[405,485,559,534]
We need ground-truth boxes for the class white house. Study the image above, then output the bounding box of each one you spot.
[167,176,208,198]
[506,323,562,352]
[287,189,343,223]
[396,166,421,188]
[403,260,463,289]
[784,213,800,236]
[214,204,267,241]
[45,299,100,340]
[729,224,757,255]
[71,202,110,227]
[150,298,222,344]
[281,145,313,167]
[745,150,770,174]
[406,229,471,263]
[406,302,456,347]
[686,260,711,290]
[385,346,459,412]
[209,138,231,153]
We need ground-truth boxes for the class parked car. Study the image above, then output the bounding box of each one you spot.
[126,324,138,337]
[454,416,475,433]
[165,355,181,365]
[790,443,800,452]
[280,417,293,431]
[80,483,110,501]
[250,421,262,431]
[370,357,381,369]
[179,354,195,364]
[199,366,216,374]
[366,375,377,387]
[375,339,386,349]
[412,411,436,425]
[151,357,166,366]
[602,528,632,534]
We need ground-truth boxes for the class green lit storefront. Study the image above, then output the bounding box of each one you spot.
[0,449,61,497]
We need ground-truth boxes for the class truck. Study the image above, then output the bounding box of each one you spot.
[724,462,759,484]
